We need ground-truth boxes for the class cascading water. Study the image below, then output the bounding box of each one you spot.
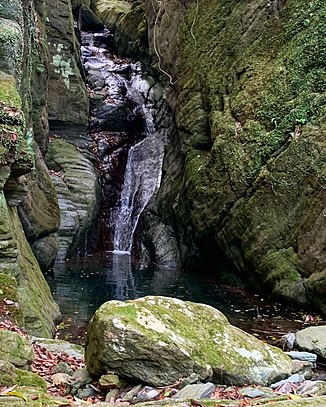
[81,30,166,254]
[111,74,165,253]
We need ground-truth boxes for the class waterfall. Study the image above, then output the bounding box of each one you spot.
[111,73,165,253]
[81,30,165,254]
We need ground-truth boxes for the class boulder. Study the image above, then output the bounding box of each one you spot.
[296,326,326,359]
[85,296,292,386]
[0,330,34,368]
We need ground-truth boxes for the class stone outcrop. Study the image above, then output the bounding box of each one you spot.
[91,0,148,58]
[45,138,100,261]
[85,296,292,386]
[45,0,89,130]
[0,0,61,336]
[93,0,326,312]
[44,0,102,259]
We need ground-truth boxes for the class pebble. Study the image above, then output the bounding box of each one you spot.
[173,382,216,399]
[270,373,305,389]
[239,386,275,398]
[122,384,143,401]
[286,351,317,362]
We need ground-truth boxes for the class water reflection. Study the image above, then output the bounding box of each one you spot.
[45,252,306,343]
[46,252,191,336]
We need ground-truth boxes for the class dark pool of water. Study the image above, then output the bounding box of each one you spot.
[45,252,313,345]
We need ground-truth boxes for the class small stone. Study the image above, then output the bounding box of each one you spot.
[99,372,126,390]
[271,373,305,389]
[122,384,143,401]
[131,386,160,402]
[297,380,326,396]
[173,383,216,400]
[178,373,200,389]
[105,388,120,402]
[70,368,92,395]
[72,367,92,382]
[51,372,72,387]
[291,360,314,379]
[240,386,275,398]
[281,333,296,350]
[76,384,98,399]
[286,351,317,362]
[53,361,74,376]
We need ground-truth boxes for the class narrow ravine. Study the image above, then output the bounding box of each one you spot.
[46,28,321,351]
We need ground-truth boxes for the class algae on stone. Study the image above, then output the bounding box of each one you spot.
[140,0,326,311]
[85,296,292,386]
[0,330,34,368]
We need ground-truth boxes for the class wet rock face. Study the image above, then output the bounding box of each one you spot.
[85,296,292,386]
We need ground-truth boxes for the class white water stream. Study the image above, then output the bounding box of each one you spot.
[111,73,165,253]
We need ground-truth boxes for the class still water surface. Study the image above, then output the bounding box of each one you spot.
[45,252,306,344]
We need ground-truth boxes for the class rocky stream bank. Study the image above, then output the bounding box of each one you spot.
[1,296,326,406]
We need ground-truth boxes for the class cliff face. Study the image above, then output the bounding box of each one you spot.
[0,0,99,336]
[97,0,326,311]
[144,0,326,310]
[0,0,60,336]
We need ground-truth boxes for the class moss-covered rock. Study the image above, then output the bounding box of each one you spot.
[85,296,292,386]
[92,0,148,58]
[0,273,23,325]
[8,206,60,337]
[0,330,34,368]
[139,0,326,311]
[0,360,46,389]
[0,360,69,405]
[45,0,89,126]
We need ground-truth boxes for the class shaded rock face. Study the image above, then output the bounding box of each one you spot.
[91,0,148,59]
[0,0,60,336]
[85,296,292,386]
[129,0,326,310]
[45,138,100,261]
[45,0,89,129]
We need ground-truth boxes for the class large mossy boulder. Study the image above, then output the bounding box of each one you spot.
[85,296,292,386]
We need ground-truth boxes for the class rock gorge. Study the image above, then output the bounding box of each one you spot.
[0,0,325,337]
